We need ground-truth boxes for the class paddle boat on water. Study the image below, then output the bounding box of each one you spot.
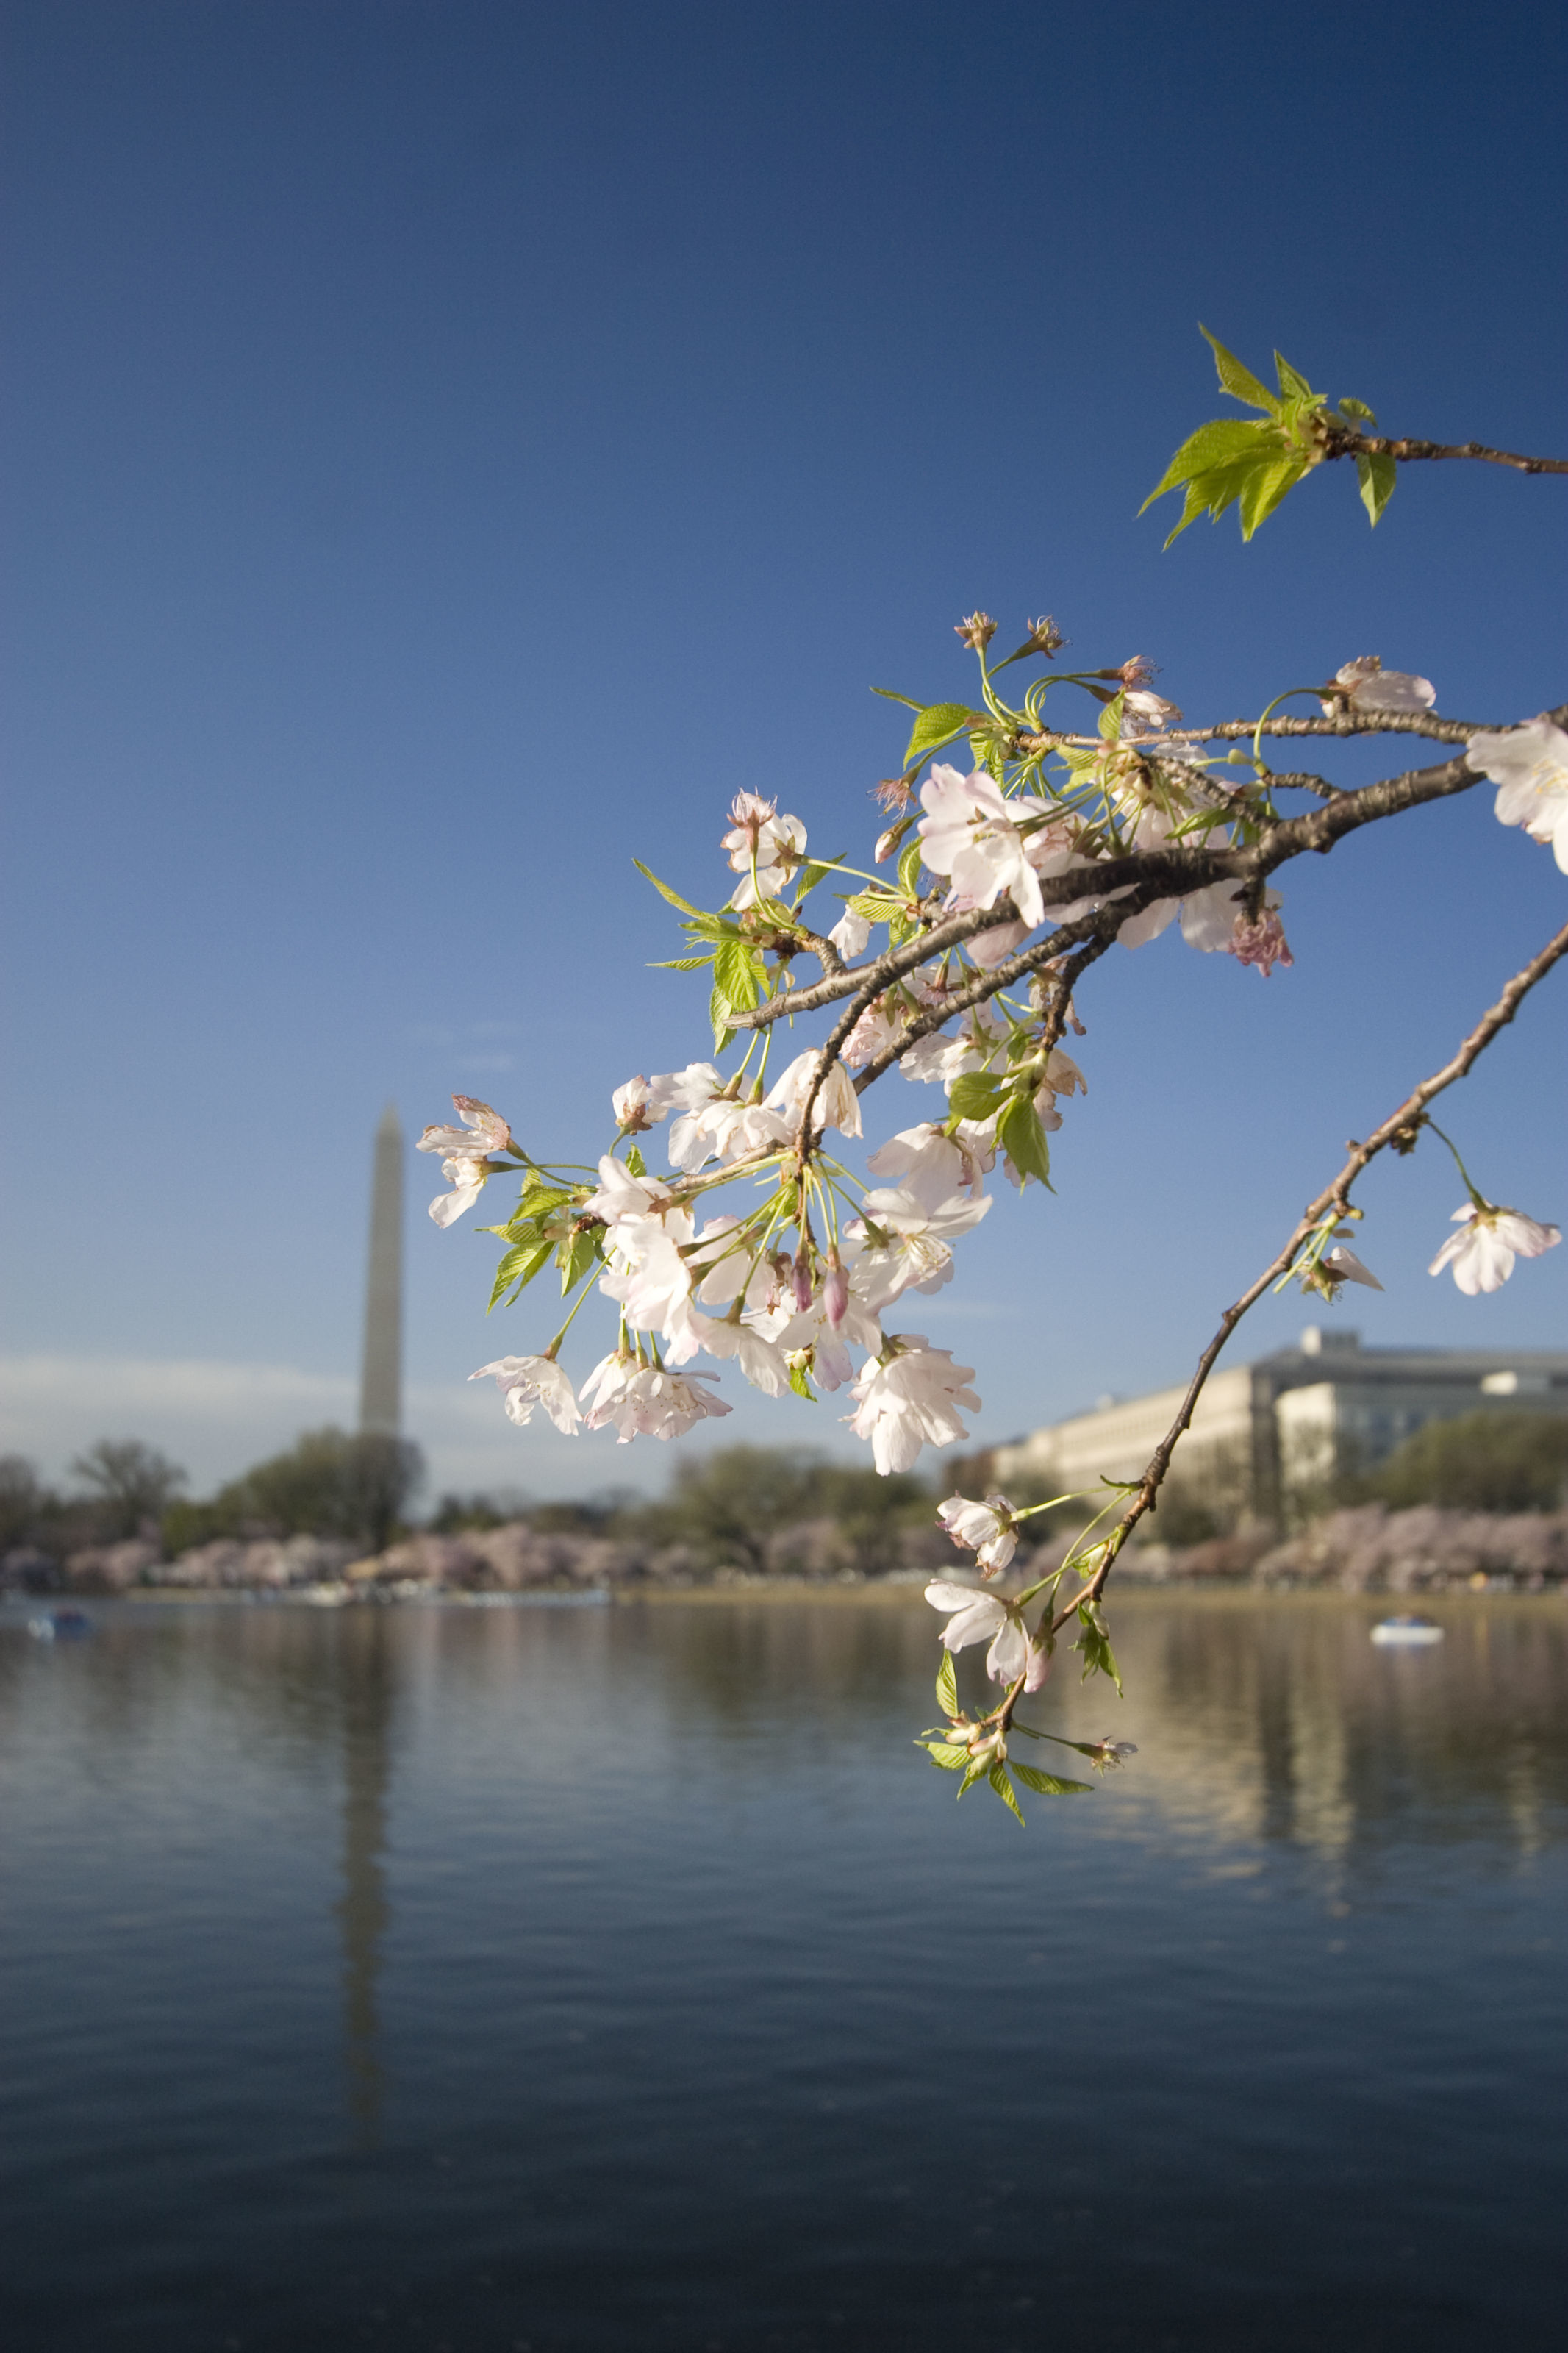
[1370,1613,1445,1647]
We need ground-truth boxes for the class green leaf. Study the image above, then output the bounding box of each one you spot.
[957,1754,989,1799]
[792,854,843,901]
[918,1739,970,1772]
[1200,326,1277,413]
[988,1763,1027,1825]
[624,1145,646,1178]
[1097,689,1125,743]
[787,1357,817,1403]
[896,839,924,899]
[1139,415,1276,505]
[1012,1763,1092,1796]
[1273,349,1316,403]
[945,1073,1005,1121]
[904,702,978,768]
[487,1238,552,1310]
[1356,450,1397,526]
[713,932,763,1013]
[871,685,923,710]
[556,1227,601,1295]
[709,984,737,1055]
[651,952,715,971]
[997,1093,1053,1188]
[633,857,701,916]
[1075,1599,1123,1695]
[1337,395,1376,426]
[1238,455,1308,539]
[935,1650,959,1719]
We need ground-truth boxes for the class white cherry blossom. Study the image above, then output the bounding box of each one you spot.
[598,1213,695,1333]
[668,1083,790,1173]
[917,763,1050,928]
[765,1049,863,1139]
[468,1354,582,1434]
[848,1187,992,1309]
[842,999,909,1069]
[1319,1245,1383,1293]
[416,1096,514,1227]
[924,1580,1049,1689]
[1327,656,1436,715]
[845,1336,981,1474]
[1466,718,1568,874]
[937,1493,1017,1577]
[672,1309,792,1396]
[583,1153,678,1227]
[1121,688,1184,738]
[579,1353,731,1443]
[1428,1203,1561,1295]
[722,793,808,909]
[867,1123,989,1209]
[829,907,871,960]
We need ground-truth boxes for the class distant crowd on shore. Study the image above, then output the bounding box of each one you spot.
[4,1415,1567,1599]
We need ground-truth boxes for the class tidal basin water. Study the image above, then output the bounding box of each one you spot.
[1,1592,1564,2353]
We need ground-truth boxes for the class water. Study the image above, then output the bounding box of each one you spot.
[1,1590,1564,2352]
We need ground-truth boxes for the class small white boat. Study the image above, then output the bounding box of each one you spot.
[1370,1614,1445,1648]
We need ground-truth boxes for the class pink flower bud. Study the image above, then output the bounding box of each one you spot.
[792,1249,814,1312]
[823,1256,849,1327]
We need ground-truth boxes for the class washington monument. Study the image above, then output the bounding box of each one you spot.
[359,1104,404,1436]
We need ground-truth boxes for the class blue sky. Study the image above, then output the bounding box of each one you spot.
[4,0,1564,1503]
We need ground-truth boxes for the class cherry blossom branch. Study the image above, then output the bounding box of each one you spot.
[743,735,1495,1052]
[1038,912,1568,1635]
[1320,426,1568,478]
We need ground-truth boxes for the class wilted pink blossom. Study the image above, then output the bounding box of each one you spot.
[416,1096,515,1227]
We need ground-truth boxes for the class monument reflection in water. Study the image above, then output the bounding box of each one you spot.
[1,1592,1564,2353]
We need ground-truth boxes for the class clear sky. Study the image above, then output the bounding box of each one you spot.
[3,0,1564,1506]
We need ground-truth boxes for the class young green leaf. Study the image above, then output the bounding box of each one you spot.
[1356,450,1397,526]
[713,932,763,1013]
[918,1739,970,1771]
[945,1074,1006,1121]
[904,702,979,768]
[997,1093,1053,1188]
[1237,454,1308,540]
[935,1649,959,1719]
[896,839,924,899]
[633,857,701,916]
[487,1237,553,1310]
[1075,1599,1123,1695]
[957,1754,990,1799]
[1139,415,1276,507]
[988,1763,1027,1825]
[1097,689,1126,743]
[651,952,717,971]
[709,983,737,1055]
[871,685,923,711]
[624,1145,646,1178]
[1012,1762,1092,1796]
[787,1357,817,1403]
[1273,350,1316,404]
[1199,326,1277,413]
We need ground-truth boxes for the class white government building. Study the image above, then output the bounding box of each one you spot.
[991,1327,1568,1524]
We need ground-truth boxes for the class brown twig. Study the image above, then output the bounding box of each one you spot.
[1038,913,1568,1643]
[1322,426,1568,479]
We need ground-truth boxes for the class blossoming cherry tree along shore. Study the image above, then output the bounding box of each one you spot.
[421,331,1566,1826]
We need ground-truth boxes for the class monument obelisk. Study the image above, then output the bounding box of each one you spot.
[359,1104,404,1436]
